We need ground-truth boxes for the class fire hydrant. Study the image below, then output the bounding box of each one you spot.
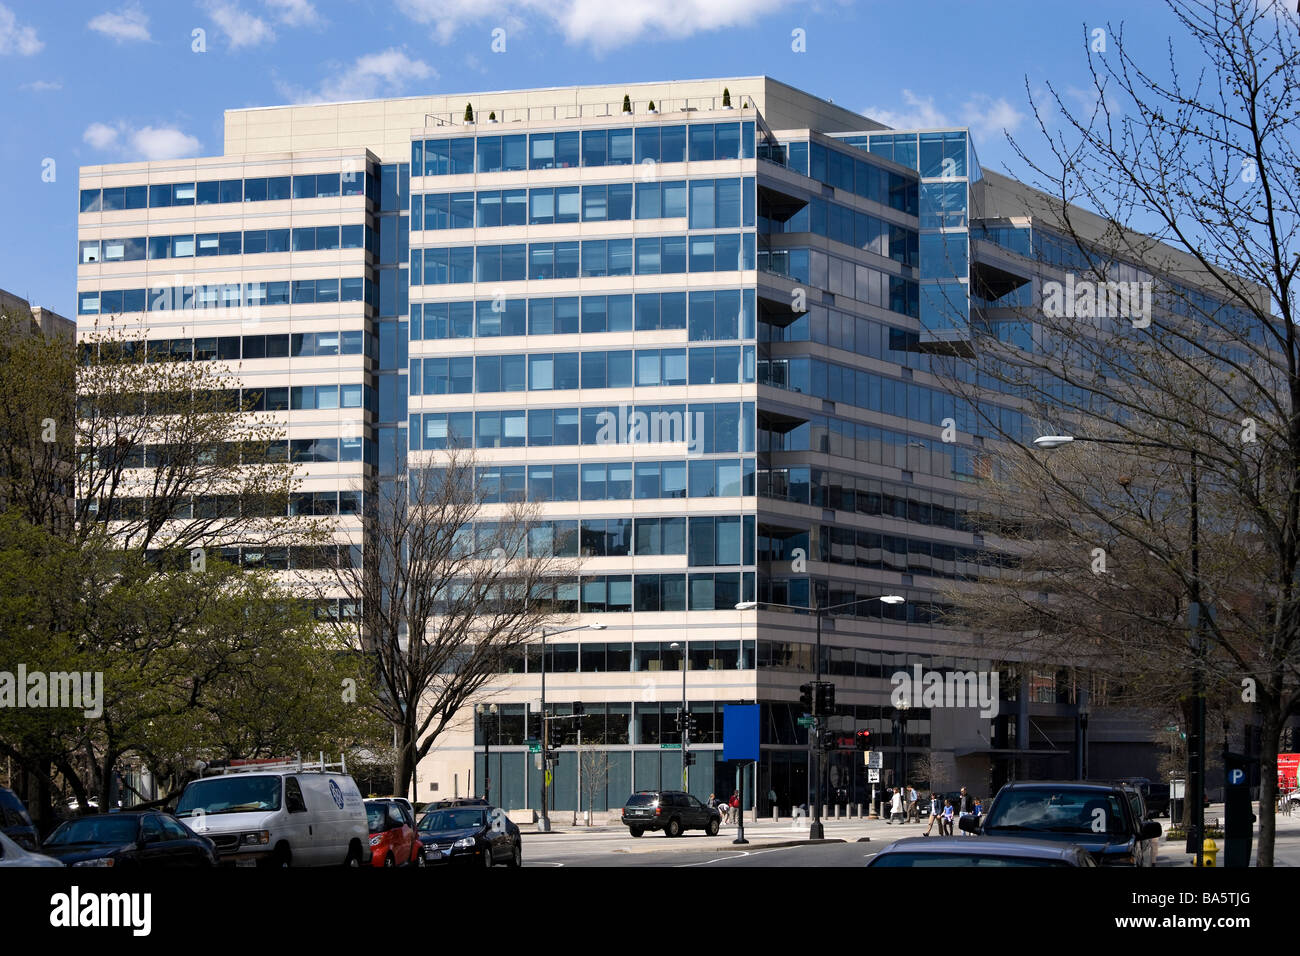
[1196,837,1218,867]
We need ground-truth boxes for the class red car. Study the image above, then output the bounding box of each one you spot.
[364,798,423,867]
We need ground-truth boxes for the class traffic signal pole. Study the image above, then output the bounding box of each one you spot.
[811,609,824,840]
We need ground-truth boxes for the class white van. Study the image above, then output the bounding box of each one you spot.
[174,761,370,867]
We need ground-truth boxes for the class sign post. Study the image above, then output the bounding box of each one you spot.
[722,704,759,845]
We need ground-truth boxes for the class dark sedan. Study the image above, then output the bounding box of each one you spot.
[868,835,1097,867]
[42,811,217,868]
[416,805,520,868]
[0,786,39,852]
[960,781,1162,866]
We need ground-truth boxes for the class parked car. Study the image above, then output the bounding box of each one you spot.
[41,811,216,868]
[174,764,370,867]
[365,798,423,867]
[961,781,1162,866]
[0,786,39,851]
[416,803,520,867]
[868,835,1098,867]
[621,790,721,838]
[0,830,64,868]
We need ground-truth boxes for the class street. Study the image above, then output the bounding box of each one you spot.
[514,803,1300,867]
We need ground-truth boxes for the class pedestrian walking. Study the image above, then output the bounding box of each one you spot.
[941,799,954,835]
[728,790,740,824]
[956,787,974,835]
[889,787,905,824]
[923,792,942,836]
[907,785,919,822]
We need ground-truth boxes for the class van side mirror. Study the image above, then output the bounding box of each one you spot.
[958,815,979,833]
[1140,820,1162,839]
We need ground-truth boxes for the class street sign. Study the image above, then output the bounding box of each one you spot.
[797,715,814,728]
[544,769,552,787]
[1165,725,1178,733]
[526,738,540,753]
[868,769,881,783]
[660,743,681,750]
[864,751,883,769]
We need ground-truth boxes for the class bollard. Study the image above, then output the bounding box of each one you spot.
[857,802,864,818]
[772,807,779,823]
[822,804,829,820]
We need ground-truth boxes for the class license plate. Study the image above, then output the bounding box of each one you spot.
[235,857,257,868]
[425,848,442,861]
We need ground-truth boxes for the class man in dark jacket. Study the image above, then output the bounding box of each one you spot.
[956,787,975,835]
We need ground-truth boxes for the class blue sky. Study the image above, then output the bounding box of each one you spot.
[0,0,1193,317]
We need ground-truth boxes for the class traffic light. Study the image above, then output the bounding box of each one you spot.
[820,730,837,751]
[799,683,814,712]
[572,701,584,717]
[550,726,566,748]
[685,714,697,735]
[856,729,872,751]
[675,708,685,731]
[815,682,835,714]
[683,752,697,766]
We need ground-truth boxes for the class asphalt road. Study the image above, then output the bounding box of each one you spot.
[523,832,878,867]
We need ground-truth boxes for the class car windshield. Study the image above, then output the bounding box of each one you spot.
[624,794,656,807]
[366,804,387,832]
[419,809,485,831]
[982,788,1128,835]
[175,776,282,817]
[46,816,139,846]
[874,852,1073,867]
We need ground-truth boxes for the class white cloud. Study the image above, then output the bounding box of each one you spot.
[21,79,61,92]
[962,94,1025,142]
[83,122,120,150]
[863,90,949,131]
[0,3,42,55]
[88,4,152,43]
[83,122,202,160]
[276,47,435,104]
[863,89,1026,144]
[204,0,275,49]
[397,0,787,52]
[130,126,203,160]
[264,0,320,26]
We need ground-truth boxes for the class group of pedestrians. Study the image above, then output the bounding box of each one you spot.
[885,785,983,836]
[708,791,741,824]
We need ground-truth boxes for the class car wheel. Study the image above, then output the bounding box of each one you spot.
[707,817,720,836]
[383,852,395,868]
[261,844,291,868]
[665,817,682,838]
[629,826,644,838]
[509,841,522,868]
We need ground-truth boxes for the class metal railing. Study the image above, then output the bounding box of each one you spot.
[423,93,756,129]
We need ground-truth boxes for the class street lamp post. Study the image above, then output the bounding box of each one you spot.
[475,702,498,803]
[896,701,910,798]
[670,641,688,792]
[537,622,605,833]
[1034,433,1206,864]
[737,594,904,840]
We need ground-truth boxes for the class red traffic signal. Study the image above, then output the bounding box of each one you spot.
[856,730,872,751]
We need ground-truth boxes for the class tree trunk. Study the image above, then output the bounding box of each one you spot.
[395,719,417,800]
[1258,702,1280,867]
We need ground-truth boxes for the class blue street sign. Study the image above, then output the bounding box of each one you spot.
[722,704,759,761]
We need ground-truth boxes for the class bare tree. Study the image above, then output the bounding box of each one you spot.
[580,747,612,825]
[934,0,1300,863]
[323,447,574,798]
